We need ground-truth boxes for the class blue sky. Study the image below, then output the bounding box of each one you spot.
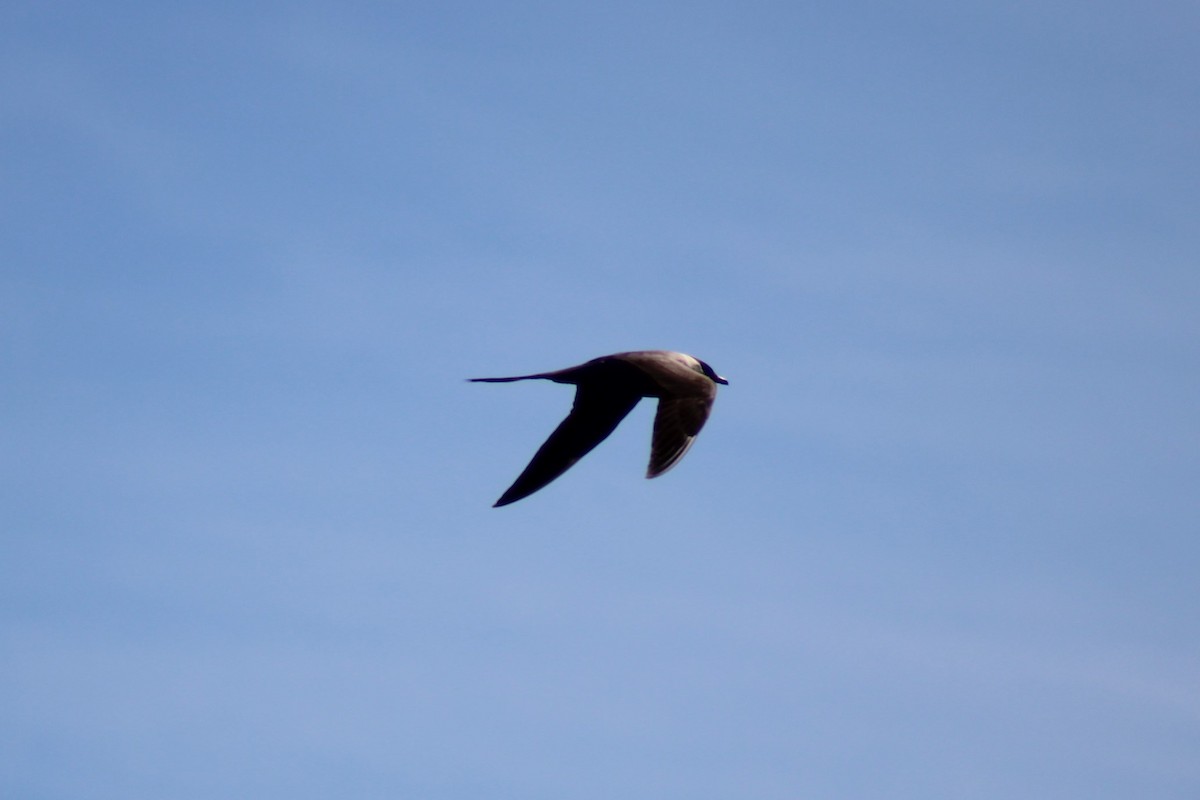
[3,2,1198,797]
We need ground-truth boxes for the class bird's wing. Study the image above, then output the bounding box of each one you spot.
[646,394,714,478]
[494,384,642,506]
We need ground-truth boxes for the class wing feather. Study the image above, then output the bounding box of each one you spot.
[494,385,642,506]
[647,394,714,478]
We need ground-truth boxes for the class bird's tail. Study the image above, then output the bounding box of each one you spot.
[468,373,550,383]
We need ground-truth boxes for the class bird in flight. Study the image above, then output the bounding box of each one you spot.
[471,350,728,506]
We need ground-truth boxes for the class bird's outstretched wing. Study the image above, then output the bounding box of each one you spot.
[494,384,643,507]
[647,394,714,478]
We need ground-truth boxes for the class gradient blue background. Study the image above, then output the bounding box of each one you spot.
[3,2,1198,797]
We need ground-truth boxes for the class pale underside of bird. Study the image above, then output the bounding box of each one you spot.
[471,350,728,507]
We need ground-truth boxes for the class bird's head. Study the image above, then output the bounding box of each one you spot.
[697,359,729,385]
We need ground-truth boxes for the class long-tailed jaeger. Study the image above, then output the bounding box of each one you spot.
[471,350,728,506]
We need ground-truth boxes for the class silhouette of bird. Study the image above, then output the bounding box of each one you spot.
[471,350,728,506]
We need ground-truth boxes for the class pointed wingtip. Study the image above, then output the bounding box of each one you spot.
[492,488,523,507]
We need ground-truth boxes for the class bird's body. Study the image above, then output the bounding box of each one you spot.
[471,350,728,506]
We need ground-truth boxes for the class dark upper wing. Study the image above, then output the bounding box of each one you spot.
[494,384,642,506]
[646,394,714,478]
